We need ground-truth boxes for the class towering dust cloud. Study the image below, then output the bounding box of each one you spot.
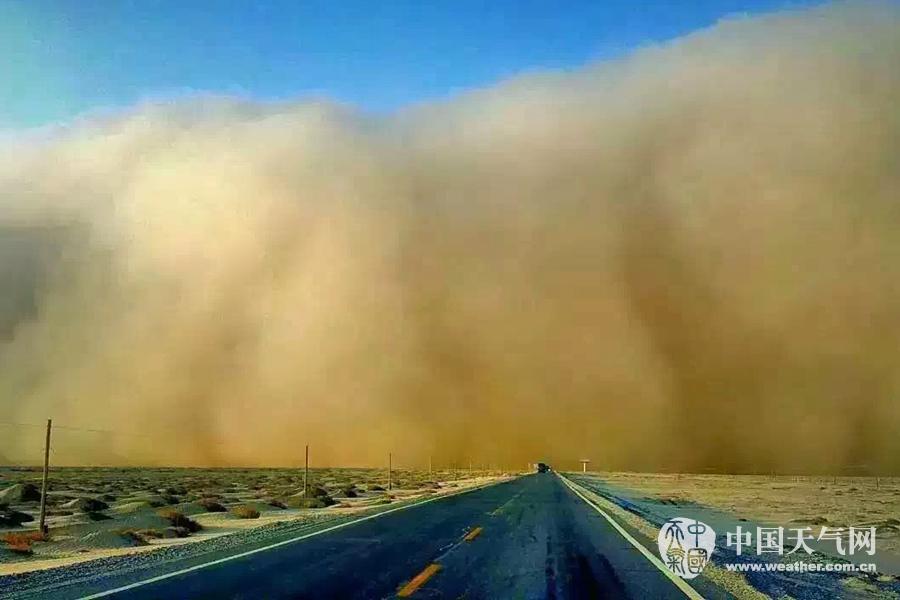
[1,2,899,472]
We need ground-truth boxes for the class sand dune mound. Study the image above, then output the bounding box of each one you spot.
[111,501,154,514]
[121,494,179,507]
[79,530,148,549]
[62,498,109,513]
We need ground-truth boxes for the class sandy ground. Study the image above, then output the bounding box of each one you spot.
[0,466,511,574]
[583,472,900,556]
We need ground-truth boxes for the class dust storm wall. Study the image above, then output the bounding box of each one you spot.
[1,2,898,472]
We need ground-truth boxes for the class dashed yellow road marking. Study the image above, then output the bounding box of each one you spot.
[463,526,483,541]
[397,563,442,597]
[489,491,523,516]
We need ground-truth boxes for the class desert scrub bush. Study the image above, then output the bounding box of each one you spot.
[134,528,165,540]
[0,508,34,527]
[286,496,335,509]
[304,486,330,498]
[113,529,151,545]
[197,498,227,512]
[163,527,190,538]
[1,531,46,554]
[156,508,202,533]
[231,505,261,519]
[3,539,33,554]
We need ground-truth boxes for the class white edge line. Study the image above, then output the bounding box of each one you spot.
[557,473,705,600]
[77,478,513,599]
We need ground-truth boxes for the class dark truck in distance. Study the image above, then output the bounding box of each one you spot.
[536,463,551,473]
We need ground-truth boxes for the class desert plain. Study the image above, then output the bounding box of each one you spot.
[586,472,900,557]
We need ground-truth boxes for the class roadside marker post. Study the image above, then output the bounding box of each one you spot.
[304,444,309,496]
[38,418,52,534]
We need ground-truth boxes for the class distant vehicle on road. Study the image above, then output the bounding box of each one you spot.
[536,462,551,473]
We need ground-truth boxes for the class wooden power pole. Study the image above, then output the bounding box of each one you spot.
[304,444,309,496]
[38,419,52,534]
[388,452,393,491]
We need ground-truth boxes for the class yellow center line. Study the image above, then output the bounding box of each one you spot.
[397,563,442,597]
[396,524,483,596]
[489,491,522,516]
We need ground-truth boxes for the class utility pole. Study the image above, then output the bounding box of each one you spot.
[388,452,393,491]
[304,444,309,496]
[38,419,52,535]
[579,459,590,473]
[428,455,432,477]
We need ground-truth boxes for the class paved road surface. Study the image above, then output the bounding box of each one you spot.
[66,474,704,599]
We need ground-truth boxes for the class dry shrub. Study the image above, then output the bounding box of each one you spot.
[3,531,47,543]
[112,529,150,546]
[197,498,227,512]
[2,531,47,554]
[156,508,202,533]
[286,496,335,509]
[134,528,165,540]
[0,509,34,527]
[231,505,261,519]
[163,527,190,538]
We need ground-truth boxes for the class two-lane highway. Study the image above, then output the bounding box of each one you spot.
[65,474,704,599]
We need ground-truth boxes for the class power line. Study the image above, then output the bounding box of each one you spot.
[0,420,232,447]
[0,421,46,429]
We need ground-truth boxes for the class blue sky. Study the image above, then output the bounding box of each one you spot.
[1,0,817,129]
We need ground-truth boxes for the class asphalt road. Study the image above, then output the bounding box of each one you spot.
[71,474,698,599]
